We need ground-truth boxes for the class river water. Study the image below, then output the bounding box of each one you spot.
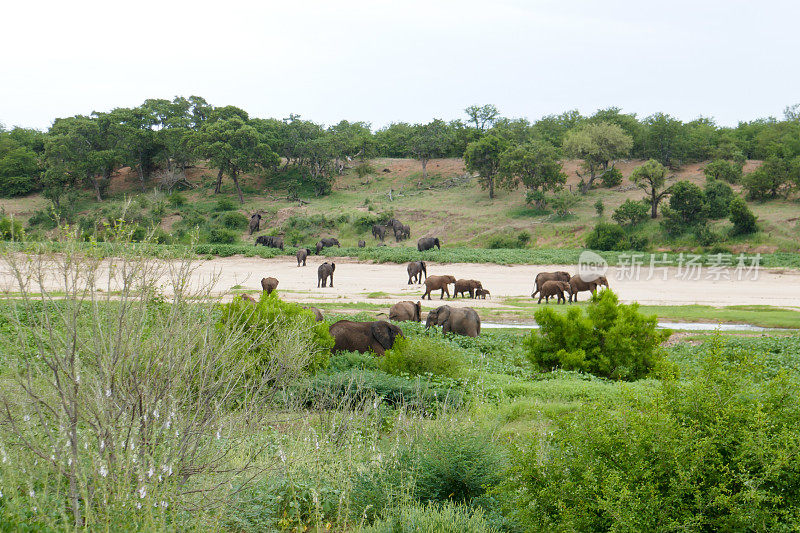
[481,321,783,332]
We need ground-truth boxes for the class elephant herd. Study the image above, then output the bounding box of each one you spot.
[530,271,610,304]
[373,218,410,242]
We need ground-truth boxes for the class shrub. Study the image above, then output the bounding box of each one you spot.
[207,226,238,244]
[594,199,604,216]
[0,216,24,241]
[213,197,238,211]
[0,174,39,197]
[218,210,249,230]
[585,222,626,251]
[380,336,464,378]
[525,189,547,208]
[524,289,670,380]
[486,231,530,249]
[503,337,800,531]
[661,181,707,236]
[363,502,500,533]
[742,156,799,200]
[550,190,580,218]
[599,167,622,187]
[729,196,758,235]
[703,158,742,183]
[611,199,649,227]
[167,192,186,207]
[354,162,377,179]
[693,224,719,246]
[704,178,735,219]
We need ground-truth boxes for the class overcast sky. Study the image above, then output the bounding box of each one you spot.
[2,0,798,131]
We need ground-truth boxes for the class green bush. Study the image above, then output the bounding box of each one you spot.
[0,174,39,197]
[729,196,758,235]
[661,181,707,236]
[693,224,719,246]
[611,199,649,227]
[585,222,626,251]
[704,178,734,219]
[594,199,604,216]
[486,231,530,249]
[703,158,742,183]
[742,156,799,200]
[599,167,622,188]
[167,192,186,207]
[218,293,332,380]
[0,216,24,241]
[213,198,238,211]
[380,336,464,378]
[362,502,500,533]
[217,210,249,230]
[524,289,670,380]
[503,337,800,531]
[207,226,238,244]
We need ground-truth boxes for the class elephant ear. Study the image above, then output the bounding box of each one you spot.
[436,305,451,325]
[414,301,421,320]
[330,262,335,272]
[371,322,395,350]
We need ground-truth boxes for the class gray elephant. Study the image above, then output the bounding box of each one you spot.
[249,213,261,235]
[317,262,335,287]
[255,235,284,250]
[329,320,404,356]
[407,261,427,284]
[531,271,571,298]
[535,280,571,304]
[417,237,440,251]
[425,305,481,337]
[389,301,422,322]
[372,224,387,241]
[454,279,482,298]
[261,277,279,295]
[316,238,341,254]
[303,306,324,322]
[358,240,366,248]
[240,293,258,304]
[475,288,490,299]
[422,274,456,300]
[569,275,609,302]
[296,248,311,266]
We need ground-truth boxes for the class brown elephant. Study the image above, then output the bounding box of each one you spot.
[317,262,335,287]
[261,277,279,295]
[240,293,258,304]
[248,213,261,235]
[475,288,490,299]
[417,237,441,251]
[329,320,404,356]
[358,240,366,248]
[425,305,481,337]
[316,238,340,254]
[255,235,284,250]
[407,261,427,284]
[372,224,387,241]
[531,271,571,298]
[422,275,456,300]
[569,275,609,302]
[454,279,483,298]
[389,301,422,322]
[296,248,311,267]
[537,280,571,304]
[303,306,324,322]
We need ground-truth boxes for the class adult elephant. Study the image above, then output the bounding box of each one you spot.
[454,279,482,298]
[535,280,571,304]
[316,238,341,254]
[425,305,481,337]
[422,274,456,300]
[261,277,279,295]
[569,275,609,302]
[531,271,571,298]
[358,240,366,248]
[329,320,404,356]
[372,224,387,241]
[296,248,312,267]
[407,261,427,284]
[255,235,284,250]
[317,262,335,287]
[249,213,261,235]
[417,237,440,251]
[401,224,410,240]
[393,223,410,242]
[389,301,422,322]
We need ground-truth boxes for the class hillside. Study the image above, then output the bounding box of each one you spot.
[2,157,798,253]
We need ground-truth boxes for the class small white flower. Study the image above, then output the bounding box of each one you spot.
[278,449,286,463]
[105,389,111,398]
[67,458,72,466]
[75,374,80,383]
[147,467,154,478]
[99,465,108,478]
[29,489,35,498]
[138,486,147,499]
[50,455,55,461]
[23,415,30,422]
[153,409,159,420]
[160,500,168,508]
[0,490,4,498]
[136,502,142,509]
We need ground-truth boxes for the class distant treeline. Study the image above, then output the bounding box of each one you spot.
[2,98,799,206]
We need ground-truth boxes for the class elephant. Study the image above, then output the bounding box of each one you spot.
[422,274,456,300]
[240,293,258,304]
[261,277,279,295]
[248,213,261,235]
[296,248,312,267]
[377,243,387,247]
[569,275,609,302]
[536,280,571,304]
[372,224,387,241]
[393,223,410,242]
[531,271,571,298]
[425,305,481,337]
[417,237,441,251]
[317,262,335,287]
[316,238,341,254]
[389,301,422,322]
[386,219,403,234]
[401,224,410,239]
[303,306,324,322]
[454,279,483,298]
[358,240,366,248]
[255,235,284,250]
[329,320,404,356]
[407,261,427,284]
[475,288,490,299]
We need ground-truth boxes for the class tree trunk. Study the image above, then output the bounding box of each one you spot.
[231,171,244,204]
[214,168,224,194]
[421,159,428,180]
[488,176,495,199]
[651,188,658,218]
[91,177,102,202]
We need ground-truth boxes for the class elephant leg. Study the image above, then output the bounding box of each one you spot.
[440,288,445,299]
[329,275,334,288]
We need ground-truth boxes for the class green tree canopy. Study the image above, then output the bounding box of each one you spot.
[498,140,565,207]
[464,134,508,199]
[563,122,633,193]
[630,159,670,218]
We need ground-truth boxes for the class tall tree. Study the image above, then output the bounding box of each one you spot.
[464,134,508,199]
[409,119,450,181]
[194,116,279,203]
[563,122,633,194]
[641,113,688,168]
[498,140,566,207]
[464,104,499,131]
[630,159,671,218]
[107,106,162,191]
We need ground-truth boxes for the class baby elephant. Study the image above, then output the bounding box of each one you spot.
[318,262,335,287]
[358,240,366,248]
[407,261,427,284]
[389,301,422,322]
[536,280,571,304]
[454,279,482,298]
[261,277,279,295]
[329,320,404,356]
[475,288,490,299]
[296,248,312,267]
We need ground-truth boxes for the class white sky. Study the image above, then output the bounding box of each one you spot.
[1,0,798,131]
